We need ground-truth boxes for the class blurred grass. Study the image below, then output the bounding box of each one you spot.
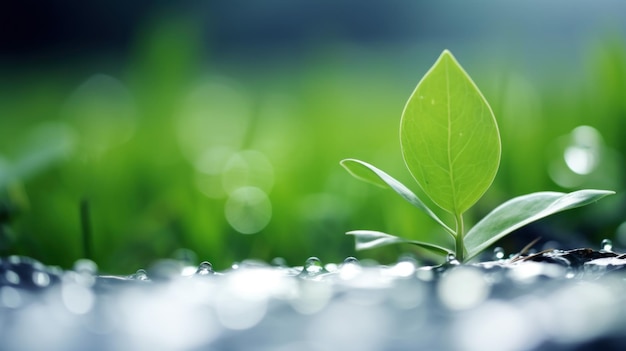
[1,14,625,273]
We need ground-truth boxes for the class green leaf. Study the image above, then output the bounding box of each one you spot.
[400,50,501,215]
[341,158,454,235]
[464,189,615,260]
[347,230,453,256]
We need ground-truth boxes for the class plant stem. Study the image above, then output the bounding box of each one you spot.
[454,212,464,262]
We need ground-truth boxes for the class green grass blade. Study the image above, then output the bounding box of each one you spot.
[341,158,454,235]
[347,230,453,256]
[464,189,615,260]
[400,50,501,215]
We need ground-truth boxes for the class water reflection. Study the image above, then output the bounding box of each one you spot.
[5,255,626,350]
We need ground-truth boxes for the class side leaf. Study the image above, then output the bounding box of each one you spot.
[341,158,454,235]
[400,50,501,215]
[347,230,454,256]
[464,189,615,260]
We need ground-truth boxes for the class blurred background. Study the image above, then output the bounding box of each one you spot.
[1,0,625,273]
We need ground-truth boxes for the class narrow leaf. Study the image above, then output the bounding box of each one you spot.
[347,230,453,256]
[464,189,615,260]
[400,50,501,215]
[341,158,454,235]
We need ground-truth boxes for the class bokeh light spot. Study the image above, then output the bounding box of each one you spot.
[438,267,489,310]
[225,186,272,234]
[222,150,274,194]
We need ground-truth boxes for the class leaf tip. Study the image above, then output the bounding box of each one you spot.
[439,49,455,61]
[339,158,352,167]
[339,158,359,175]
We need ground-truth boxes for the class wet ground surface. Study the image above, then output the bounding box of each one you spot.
[2,248,626,351]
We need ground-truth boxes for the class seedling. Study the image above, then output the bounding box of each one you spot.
[341,50,614,262]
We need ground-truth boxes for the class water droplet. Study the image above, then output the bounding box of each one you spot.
[73,259,98,275]
[130,269,149,281]
[302,257,325,275]
[446,253,460,265]
[601,239,613,252]
[69,259,97,287]
[195,261,214,276]
[342,257,359,265]
[493,247,505,260]
[338,257,361,278]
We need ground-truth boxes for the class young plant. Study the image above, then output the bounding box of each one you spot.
[341,50,614,262]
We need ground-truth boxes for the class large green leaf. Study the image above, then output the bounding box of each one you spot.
[400,50,501,215]
[340,158,454,235]
[346,230,454,256]
[464,189,615,260]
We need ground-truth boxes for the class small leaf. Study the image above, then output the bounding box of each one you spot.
[400,50,500,215]
[341,158,454,235]
[340,158,390,189]
[347,230,453,256]
[464,189,615,260]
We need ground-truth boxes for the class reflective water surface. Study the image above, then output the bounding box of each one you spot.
[2,253,626,350]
